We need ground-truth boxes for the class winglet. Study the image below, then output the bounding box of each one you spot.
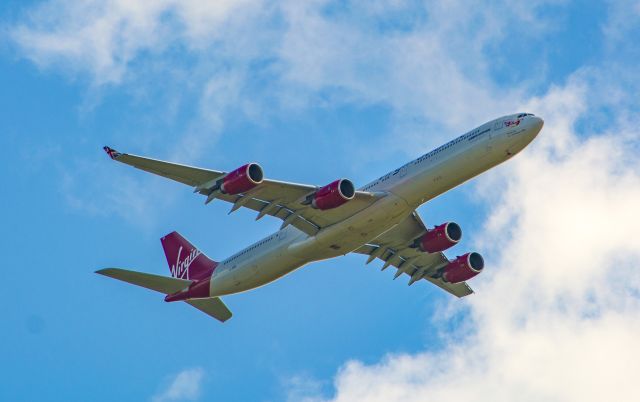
[103,146,122,160]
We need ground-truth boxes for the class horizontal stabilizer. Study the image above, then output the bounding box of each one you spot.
[96,268,191,294]
[96,268,233,322]
[186,298,233,322]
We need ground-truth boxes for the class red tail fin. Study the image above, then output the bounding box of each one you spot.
[160,231,217,281]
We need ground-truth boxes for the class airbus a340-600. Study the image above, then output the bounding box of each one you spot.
[97,113,544,322]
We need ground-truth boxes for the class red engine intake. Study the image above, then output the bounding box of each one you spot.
[311,179,355,210]
[220,163,264,195]
[442,252,484,283]
[416,222,462,253]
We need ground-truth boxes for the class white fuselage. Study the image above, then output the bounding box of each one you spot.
[208,113,543,297]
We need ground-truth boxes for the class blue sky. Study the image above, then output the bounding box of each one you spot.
[1,1,640,401]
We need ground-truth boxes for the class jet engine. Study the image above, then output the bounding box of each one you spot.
[415,222,462,253]
[220,163,264,195]
[442,252,484,283]
[310,179,355,210]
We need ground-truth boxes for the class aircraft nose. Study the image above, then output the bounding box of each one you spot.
[530,116,544,133]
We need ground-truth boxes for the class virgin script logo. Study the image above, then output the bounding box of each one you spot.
[170,246,201,279]
[504,119,521,127]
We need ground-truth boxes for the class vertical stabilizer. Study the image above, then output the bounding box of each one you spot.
[161,231,217,280]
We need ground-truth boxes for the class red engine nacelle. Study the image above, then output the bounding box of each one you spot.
[220,163,264,195]
[416,222,462,253]
[442,252,484,283]
[311,179,355,210]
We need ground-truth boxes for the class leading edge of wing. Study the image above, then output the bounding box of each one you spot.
[103,146,383,233]
[103,146,224,187]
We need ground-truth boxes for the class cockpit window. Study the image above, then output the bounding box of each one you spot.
[517,113,535,118]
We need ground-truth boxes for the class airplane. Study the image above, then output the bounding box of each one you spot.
[97,113,544,322]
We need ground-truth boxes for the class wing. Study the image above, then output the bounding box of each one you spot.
[352,212,474,297]
[103,147,382,235]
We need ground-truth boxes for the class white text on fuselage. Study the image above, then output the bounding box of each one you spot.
[362,125,492,191]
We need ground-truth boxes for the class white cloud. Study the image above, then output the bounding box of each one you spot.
[284,68,640,401]
[152,367,204,402]
[9,0,270,223]
[602,0,640,46]
[276,0,520,130]
[9,0,557,123]
[10,0,259,85]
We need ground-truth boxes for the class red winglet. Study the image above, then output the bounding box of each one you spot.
[103,146,121,160]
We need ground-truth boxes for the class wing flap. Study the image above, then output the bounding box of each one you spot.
[424,277,474,297]
[214,193,320,235]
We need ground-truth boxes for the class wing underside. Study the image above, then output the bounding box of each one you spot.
[104,147,381,235]
[353,212,474,297]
